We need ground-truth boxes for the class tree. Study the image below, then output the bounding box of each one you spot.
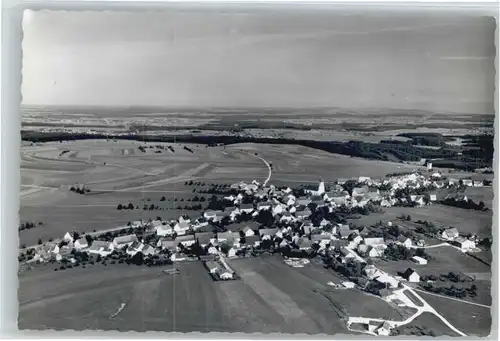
[117,204,123,210]
[160,196,166,201]
[37,238,42,245]
[85,234,93,246]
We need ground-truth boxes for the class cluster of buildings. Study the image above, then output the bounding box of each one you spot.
[29,171,485,272]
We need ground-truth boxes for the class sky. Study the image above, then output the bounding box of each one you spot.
[21,9,496,114]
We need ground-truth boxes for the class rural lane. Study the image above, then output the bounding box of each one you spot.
[246,152,272,186]
[413,288,491,309]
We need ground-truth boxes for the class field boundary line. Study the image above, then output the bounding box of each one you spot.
[413,288,491,308]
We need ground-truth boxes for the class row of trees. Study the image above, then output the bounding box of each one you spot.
[440,197,488,211]
[19,221,43,231]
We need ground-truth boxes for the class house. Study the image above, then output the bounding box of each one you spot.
[113,234,138,249]
[159,239,177,252]
[194,217,209,227]
[342,281,356,289]
[272,203,285,216]
[242,225,256,237]
[429,193,437,202]
[217,232,235,245]
[473,180,484,187]
[259,228,278,240]
[298,238,314,250]
[243,235,261,247]
[337,178,350,185]
[368,245,386,258]
[280,212,296,223]
[311,234,332,249]
[227,247,237,258]
[87,241,114,257]
[195,232,214,247]
[441,227,459,241]
[74,238,88,250]
[255,190,268,199]
[63,232,74,243]
[204,210,220,220]
[141,245,155,256]
[239,203,254,214]
[301,221,315,234]
[397,236,413,248]
[126,241,145,256]
[454,236,476,250]
[295,208,312,220]
[348,235,363,249]
[366,187,381,201]
[339,227,353,240]
[411,256,428,265]
[179,215,191,224]
[357,244,370,256]
[257,202,272,211]
[176,234,196,248]
[462,179,473,187]
[296,197,312,206]
[156,224,174,237]
[205,261,220,274]
[363,266,382,281]
[413,195,425,206]
[376,321,392,336]
[364,237,386,246]
[174,221,191,235]
[401,268,420,283]
[352,187,369,197]
[358,176,371,183]
[375,274,400,288]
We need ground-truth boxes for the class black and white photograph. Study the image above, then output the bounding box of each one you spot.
[18,6,495,337]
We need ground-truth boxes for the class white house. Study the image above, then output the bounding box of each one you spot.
[377,322,392,336]
[441,227,459,241]
[242,226,255,237]
[113,234,138,249]
[126,241,145,256]
[455,237,476,251]
[74,238,88,250]
[174,221,191,235]
[156,224,174,237]
[402,268,420,283]
[375,274,400,288]
[411,256,428,265]
[88,241,114,257]
[63,232,74,243]
[227,247,237,258]
[368,245,386,258]
[398,236,413,248]
[364,237,386,246]
[429,194,437,202]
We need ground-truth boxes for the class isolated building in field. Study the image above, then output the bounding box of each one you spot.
[411,256,428,265]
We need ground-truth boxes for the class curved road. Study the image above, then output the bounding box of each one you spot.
[246,152,272,186]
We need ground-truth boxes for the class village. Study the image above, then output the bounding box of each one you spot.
[19,162,492,336]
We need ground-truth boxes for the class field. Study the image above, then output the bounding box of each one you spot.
[347,204,493,238]
[417,291,492,337]
[393,312,462,337]
[19,255,402,334]
[374,245,492,306]
[20,140,439,245]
